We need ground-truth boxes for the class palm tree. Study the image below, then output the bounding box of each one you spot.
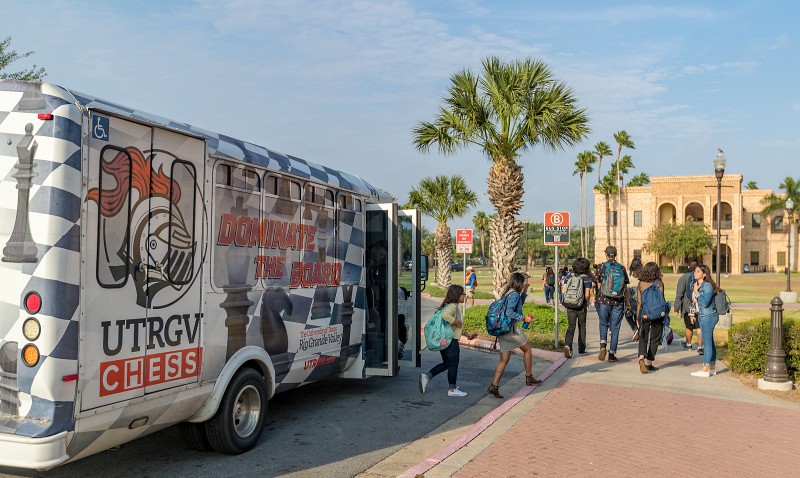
[594,172,618,247]
[573,151,595,257]
[613,131,634,261]
[627,172,650,187]
[413,57,589,296]
[472,211,490,263]
[407,175,478,288]
[762,177,800,271]
[745,180,758,190]
[594,141,613,185]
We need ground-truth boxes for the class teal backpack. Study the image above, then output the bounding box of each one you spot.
[424,308,454,351]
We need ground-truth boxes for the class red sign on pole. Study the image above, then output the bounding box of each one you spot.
[544,212,570,246]
[455,229,473,253]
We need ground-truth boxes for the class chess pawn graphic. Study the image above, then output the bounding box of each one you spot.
[3,123,39,263]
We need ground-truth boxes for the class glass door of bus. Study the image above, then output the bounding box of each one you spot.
[397,209,421,368]
[364,203,397,376]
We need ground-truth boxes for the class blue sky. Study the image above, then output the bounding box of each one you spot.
[5,0,799,232]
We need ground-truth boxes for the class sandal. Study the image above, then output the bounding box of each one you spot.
[487,384,504,398]
[526,375,542,385]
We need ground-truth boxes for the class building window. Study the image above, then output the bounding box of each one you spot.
[609,211,618,226]
[634,210,642,227]
[751,213,761,228]
[633,250,642,261]
[773,215,785,232]
[750,251,759,266]
[778,251,786,267]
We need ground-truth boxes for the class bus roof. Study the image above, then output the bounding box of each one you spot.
[54,83,389,201]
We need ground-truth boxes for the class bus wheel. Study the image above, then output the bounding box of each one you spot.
[205,367,268,454]
[179,422,213,451]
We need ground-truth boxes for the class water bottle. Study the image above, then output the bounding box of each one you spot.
[521,313,533,329]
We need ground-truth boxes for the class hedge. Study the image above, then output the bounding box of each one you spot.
[727,317,800,380]
[463,303,567,351]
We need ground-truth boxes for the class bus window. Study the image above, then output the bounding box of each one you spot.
[336,193,365,285]
[96,146,132,288]
[261,175,302,287]
[302,185,335,265]
[212,162,261,289]
[166,160,197,285]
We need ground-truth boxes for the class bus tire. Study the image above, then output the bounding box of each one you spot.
[179,422,213,452]
[205,367,268,454]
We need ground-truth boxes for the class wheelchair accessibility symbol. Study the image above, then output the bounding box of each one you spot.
[92,115,109,141]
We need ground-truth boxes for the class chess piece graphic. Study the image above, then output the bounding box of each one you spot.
[2,123,39,263]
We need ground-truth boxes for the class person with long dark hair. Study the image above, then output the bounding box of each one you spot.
[635,262,665,373]
[487,272,541,398]
[562,257,593,358]
[419,285,478,396]
[542,267,556,305]
[690,264,719,377]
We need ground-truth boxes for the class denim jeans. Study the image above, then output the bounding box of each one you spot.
[598,302,624,354]
[699,313,719,366]
[565,308,587,354]
[428,338,460,387]
[544,285,555,303]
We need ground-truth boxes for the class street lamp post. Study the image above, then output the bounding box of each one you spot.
[714,150,726,286]
[786,198,794,292]
[525,215,529,273]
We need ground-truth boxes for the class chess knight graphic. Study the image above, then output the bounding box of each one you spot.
[88,147,198,308]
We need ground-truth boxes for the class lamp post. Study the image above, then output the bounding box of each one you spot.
[525,215,529,273]
[714,149,726,286]
[786,198,794,292]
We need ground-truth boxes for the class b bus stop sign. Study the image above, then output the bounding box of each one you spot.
[544,212,570,246]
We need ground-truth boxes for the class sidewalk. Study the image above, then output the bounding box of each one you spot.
[399,299,800,477]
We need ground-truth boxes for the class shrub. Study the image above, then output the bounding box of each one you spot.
[463,302,567,351]
[727,317,799,379]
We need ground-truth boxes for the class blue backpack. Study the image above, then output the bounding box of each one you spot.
[641,279,670,320]
[600,261,626,298]
[485,295,513,336]
[424,308,454,351]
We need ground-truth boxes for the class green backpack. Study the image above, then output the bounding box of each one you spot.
[424,308,454,351]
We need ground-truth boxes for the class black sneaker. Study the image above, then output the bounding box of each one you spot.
[681,340,692,350]
[647,364,659,371]
[608,353,619,362]
[698,348,704,356]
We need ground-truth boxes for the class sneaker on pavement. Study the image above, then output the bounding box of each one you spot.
[418,373,429,394]
[448,387,467,397]
[564,345,572,358]
[608,353,619,362]
[579,351,589,356]
[698,347,705,356]
[647,364,659,371]
[681,340,692,350]
[639,359,648,374]
[598,346,607,361]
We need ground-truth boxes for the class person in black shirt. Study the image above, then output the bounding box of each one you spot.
[593,246,630,362]
[562,257,594,357]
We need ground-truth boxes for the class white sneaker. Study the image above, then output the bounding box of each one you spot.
[448,387,467,397]
[419,373,429,394]
[690,370,712,377]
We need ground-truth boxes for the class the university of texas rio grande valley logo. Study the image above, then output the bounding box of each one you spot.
[87,146,200,308]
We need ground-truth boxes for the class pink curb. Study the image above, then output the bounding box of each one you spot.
[399,352,568,478]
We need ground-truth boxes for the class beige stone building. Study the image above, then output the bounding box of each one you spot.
[593,174,794,274]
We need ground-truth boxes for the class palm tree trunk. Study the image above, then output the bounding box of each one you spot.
[435,221,452,289]
[487,158,524,297]
[604,192,611,247]
[479,229,486,262]
[579,174,584,257]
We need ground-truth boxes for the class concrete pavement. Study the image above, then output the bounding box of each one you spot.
[369,297,800,477]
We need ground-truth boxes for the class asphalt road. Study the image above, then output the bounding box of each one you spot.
[0,301,527,478]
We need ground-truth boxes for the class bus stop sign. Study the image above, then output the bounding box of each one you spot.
[544,212,570,246]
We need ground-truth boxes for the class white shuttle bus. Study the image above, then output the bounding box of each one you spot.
[0,80,425,470]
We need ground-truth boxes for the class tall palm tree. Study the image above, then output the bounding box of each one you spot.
[472,211,490,263]
[762,177,800,271]
[594,172,618,247]
[612,131,634,261]
[627,172,650,187]
[594,141,613,185]
[573,151,595,257]
[407,175,478,288]
[413,57,590,296]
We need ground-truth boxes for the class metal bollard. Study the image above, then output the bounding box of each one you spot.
[763,297,789,383]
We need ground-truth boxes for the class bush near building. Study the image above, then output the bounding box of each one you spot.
[728,318,800,380]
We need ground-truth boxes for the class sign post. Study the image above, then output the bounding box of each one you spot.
[544,212,571,348]
[456,229,473,313]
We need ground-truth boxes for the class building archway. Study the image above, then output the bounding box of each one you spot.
[712,243,732,274]
[685,202,704,223]
[712,202,733,230]
[658,203,677,225]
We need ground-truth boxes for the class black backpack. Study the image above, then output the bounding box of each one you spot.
[546,274,555,286]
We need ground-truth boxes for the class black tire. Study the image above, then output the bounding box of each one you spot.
[205,367,268,454]
[179,422,213,451]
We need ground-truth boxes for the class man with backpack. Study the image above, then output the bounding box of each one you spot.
[561,257,594,358]
[593,246,630,362]
[673,259,703,354]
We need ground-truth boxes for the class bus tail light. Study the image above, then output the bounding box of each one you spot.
[22,344,39,367]
[24,291,42,314]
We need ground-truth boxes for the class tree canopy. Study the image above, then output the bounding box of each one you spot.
[0,37,46,81]
[642,222,712,273]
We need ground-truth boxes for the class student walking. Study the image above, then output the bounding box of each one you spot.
[542,267,556,305]
[419,285,479,396]
[626,258,643,341]
[487,272,541,398]
[635,262,667,373]
[593,246,630,362]
[690,264,719,377]
[465,266,477,307]
[561,257,593,358]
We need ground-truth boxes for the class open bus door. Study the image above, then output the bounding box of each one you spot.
[397,209,422,369]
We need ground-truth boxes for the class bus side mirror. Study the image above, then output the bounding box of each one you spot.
[420,255,429,282]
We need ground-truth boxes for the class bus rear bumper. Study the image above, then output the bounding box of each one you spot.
[0,430,70,470]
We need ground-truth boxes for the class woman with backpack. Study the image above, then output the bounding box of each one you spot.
[561,258,594,358]
[418,285,479,397]
[488,272,541,398]
[690,264,719,377]
[635,262,668,373]
[542,267,556,305]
